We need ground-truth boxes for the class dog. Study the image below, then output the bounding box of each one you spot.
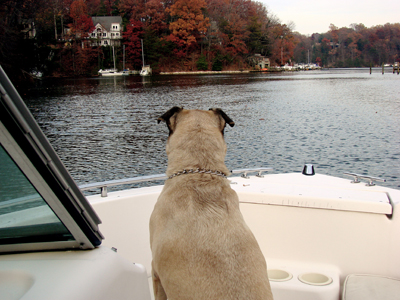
[150,107,273,300]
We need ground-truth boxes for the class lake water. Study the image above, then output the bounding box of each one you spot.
[24,69,400,190]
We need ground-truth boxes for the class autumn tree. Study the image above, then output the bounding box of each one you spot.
[69,0,94,39]
[204,0,277,69]
[123,19,145,69]
[59,43,97,75]
[346,30,363,66]
[166,0,210,56]
[218,15,249,58]
[61,0,97,76]
[143,0,167,34]
[292,32,313,64]
[269,24,297,66]
[86,0,102,15]
[292,22,400,67]
[102,0,119,15]
[118,0,145,21]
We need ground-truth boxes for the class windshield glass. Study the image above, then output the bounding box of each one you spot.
[0,145,73,245]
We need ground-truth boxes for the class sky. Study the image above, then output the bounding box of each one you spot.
[260,0,400,35]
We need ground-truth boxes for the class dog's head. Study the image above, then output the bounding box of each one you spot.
[157,107,235,169]
[157,107,234,136]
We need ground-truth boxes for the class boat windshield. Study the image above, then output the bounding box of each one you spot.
[0,66,103,253]
[0,145,73,245]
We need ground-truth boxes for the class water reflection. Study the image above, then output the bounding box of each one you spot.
[24,70,400,190]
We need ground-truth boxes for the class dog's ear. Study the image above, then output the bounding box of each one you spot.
[157,106,183,134]
[209,108,235,133]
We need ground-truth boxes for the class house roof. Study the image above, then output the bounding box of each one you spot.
[92,16,122,31]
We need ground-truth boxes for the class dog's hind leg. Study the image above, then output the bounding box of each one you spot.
[152,266,167,300]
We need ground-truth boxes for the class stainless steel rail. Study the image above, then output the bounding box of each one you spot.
[79,167,273,197]
[344,172,386,186]
[79,174,168,197]
[231,167,273,178]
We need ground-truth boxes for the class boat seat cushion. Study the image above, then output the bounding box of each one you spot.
[343,274,400,300]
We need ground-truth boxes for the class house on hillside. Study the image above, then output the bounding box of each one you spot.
[249,54,270,69]
[89,16,122,47]
[20,19,36,39]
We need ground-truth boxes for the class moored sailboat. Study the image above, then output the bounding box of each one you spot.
[140,39,152,76]
[98,45,129,76]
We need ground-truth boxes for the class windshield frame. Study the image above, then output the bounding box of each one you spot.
[0,66,103,253]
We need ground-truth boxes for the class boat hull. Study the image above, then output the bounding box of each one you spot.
[87,173,400,300]
[100,72,129,76]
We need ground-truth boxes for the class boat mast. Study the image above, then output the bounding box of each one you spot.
[112,45,116,70]
[123,45,125,71]
[141,39,145,67]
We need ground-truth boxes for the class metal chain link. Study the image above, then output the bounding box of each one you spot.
[168,168,227,180]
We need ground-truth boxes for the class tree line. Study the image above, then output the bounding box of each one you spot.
[0,0,283,77]
[294,23,400,68]
[1,0,399,82]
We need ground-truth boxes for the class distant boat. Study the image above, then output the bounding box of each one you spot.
[98,45,129,77]
[140,39,152,77]
[98,68,121,76]
[140,65,152,76]
[30,69,43,79]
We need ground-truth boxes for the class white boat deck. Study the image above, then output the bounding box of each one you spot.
[0,173,399,300]
[87,172,400,300]
[231,173,393,214]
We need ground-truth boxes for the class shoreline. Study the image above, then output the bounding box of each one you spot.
[159,70,251,75]
[38,67,391,81]
[158,68,295,75]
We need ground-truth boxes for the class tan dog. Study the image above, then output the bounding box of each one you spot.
[150,107,273,300]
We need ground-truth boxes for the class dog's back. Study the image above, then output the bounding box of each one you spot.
[150,108,273,300]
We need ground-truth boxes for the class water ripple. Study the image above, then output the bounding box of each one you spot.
[25,70,400,190]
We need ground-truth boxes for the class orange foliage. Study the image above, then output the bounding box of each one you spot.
[269,24,298,66]
[166,0,210,54]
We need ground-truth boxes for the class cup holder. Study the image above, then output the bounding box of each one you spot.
[268,269,293,282]
[298,272,333,286]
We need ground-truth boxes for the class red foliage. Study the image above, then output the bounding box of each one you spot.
[123,19,145,68]
[269,24,297,66]
[118,0,145,20]
[60,43,97,76]
[103,0,117,15]
[69,0,94,38]
[144,0,167,34]
[86,0,101,15]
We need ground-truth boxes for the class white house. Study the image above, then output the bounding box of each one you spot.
[20,19,36,39]
[250,54,270,69]
[90,16,122,47]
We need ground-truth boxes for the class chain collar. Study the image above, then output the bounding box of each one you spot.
[167,168,228,180]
